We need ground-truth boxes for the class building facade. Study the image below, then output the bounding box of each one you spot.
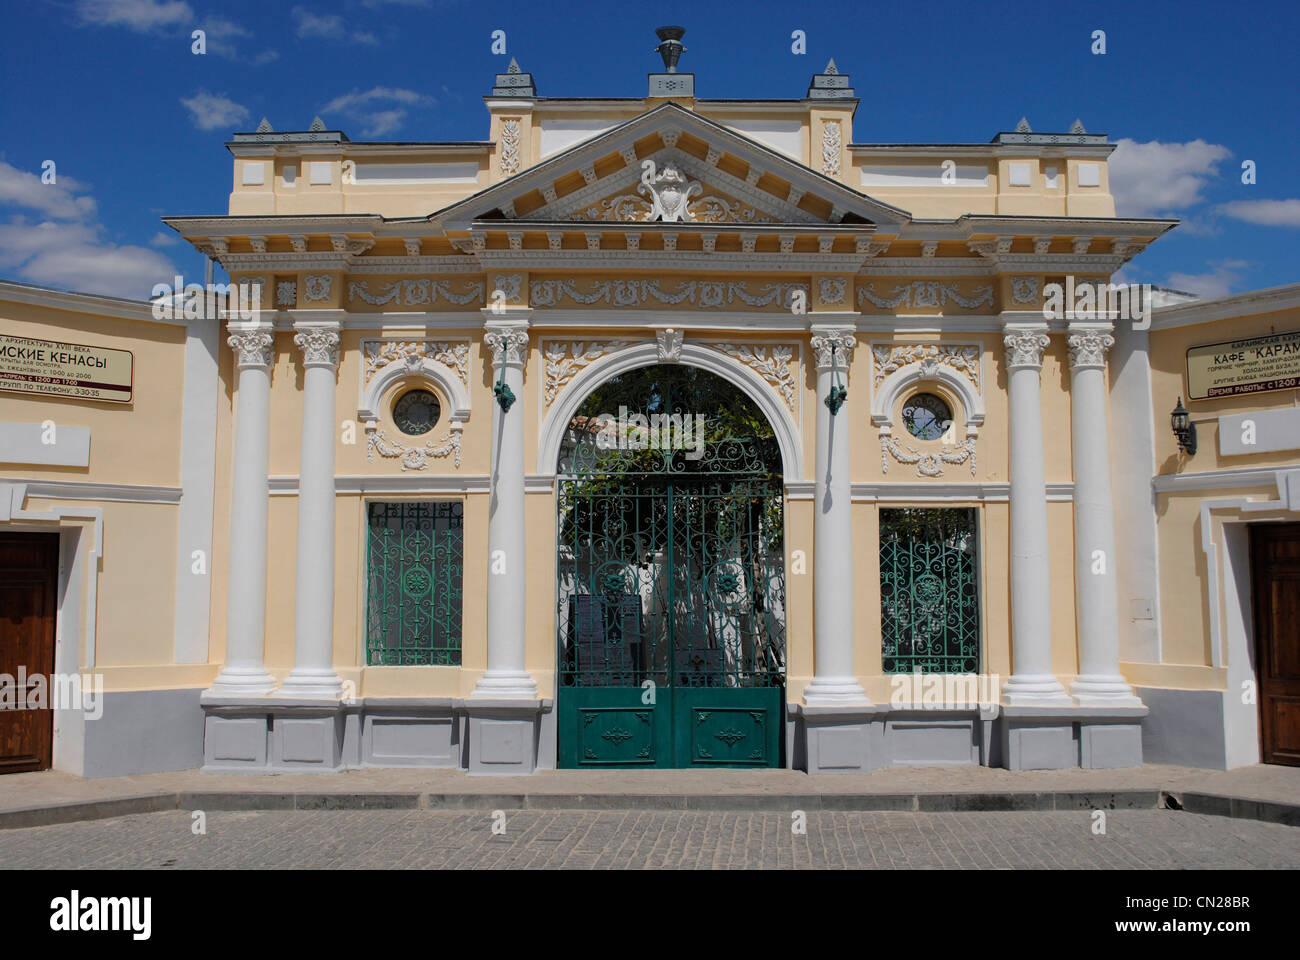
[2,43,1298,777]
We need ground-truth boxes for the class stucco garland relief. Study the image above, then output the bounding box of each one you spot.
[704,343,798,411]
[500,119,521,177]
[856,281,994,310]
[542,340,633,405]
[822,120,841,177]
[347,278,485,307]
[530,277,808,310]
[363,340,471,386]
[366,425,463,470]
[871,343,982,393]
[881,435,977,478]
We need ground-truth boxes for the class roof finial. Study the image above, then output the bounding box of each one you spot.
[256,117,273,133]
[309,116,326,132]
[824,58,838,75]
[507,57,521,74]
[1069,117,1086,134]
[654,26,686,73]
[1015,117,1032,133]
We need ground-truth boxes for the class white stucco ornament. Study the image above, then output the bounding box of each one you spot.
[639,163,702,222]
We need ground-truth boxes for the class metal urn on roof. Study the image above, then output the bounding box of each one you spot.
[655,26,686,72]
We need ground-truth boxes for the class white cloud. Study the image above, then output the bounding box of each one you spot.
[0,161,97,220]
[1108,138,1231,217]
[75,0,193,31]
[180,90,251,131]
[0,164,178,300]
[320,87,432,138]
[151,230,179,246]
[293,6,378,44]
[1218,198,1300,228]
[1165,259,1250,300]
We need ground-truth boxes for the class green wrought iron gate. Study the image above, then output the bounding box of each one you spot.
[556,366,786,768]
[879,507,981,674]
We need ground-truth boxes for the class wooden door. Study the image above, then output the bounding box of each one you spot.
[1251,523,1300,766]
[0,533,59,774]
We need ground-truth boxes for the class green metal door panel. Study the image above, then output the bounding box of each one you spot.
[673,688,781,767]
[558,688,671,768]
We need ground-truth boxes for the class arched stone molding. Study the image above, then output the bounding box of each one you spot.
[870,344,985,479]
[359,353,471,424]
[537,339,805,484]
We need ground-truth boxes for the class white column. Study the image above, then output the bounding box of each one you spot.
[279,323,345,698]
[210,325,277,696]
[1067,325,1141,704]
[804,325,868,705]
[1001,325,1072,705]
[470,317,537,698]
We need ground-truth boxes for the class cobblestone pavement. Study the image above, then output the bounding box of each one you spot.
[1,809,1297,869]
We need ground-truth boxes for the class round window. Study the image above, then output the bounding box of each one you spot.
[901,392,952,441]
[393,389,441,436]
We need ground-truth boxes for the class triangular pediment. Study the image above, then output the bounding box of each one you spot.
[431,101,911,231]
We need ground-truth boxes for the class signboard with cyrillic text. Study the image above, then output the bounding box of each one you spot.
[0,335,134,403]
[1186,330,1300,400]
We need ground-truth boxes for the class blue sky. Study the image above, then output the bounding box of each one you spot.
[1,0,1297,300]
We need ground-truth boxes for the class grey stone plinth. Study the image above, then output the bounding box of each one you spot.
[457,699,550,776]
[790,704,887,774]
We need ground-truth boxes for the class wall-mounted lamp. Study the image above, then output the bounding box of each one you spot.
[824,343,847,416]
[1170,396,1197,455]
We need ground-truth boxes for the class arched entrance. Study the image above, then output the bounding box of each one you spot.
[555,364,787,768]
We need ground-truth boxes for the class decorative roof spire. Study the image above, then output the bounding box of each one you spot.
[309,116,326,132]
[256,117,273,133]
[1069,117,1087,134]
[507,57,520,74]
[824,58,838,75]
[808,59,854,100]
[492,58,537,97]
[1015,117,1032,133]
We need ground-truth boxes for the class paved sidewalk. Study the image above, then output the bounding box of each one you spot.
[1,763,1296,829]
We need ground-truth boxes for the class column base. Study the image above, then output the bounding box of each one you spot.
[469,670,538,699]
[802,675,871,706]
[1070,674,1143,706]
[205,666,277,699]
[1001,673,1073,707]
[790,704,888,774]
[277,668,345,699]
[456,698,549,775]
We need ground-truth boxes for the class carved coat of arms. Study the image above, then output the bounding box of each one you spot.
[639,163,702,222]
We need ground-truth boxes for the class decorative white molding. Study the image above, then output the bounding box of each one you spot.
[656,328,684,363]
[920,241,938,259]
[857,281,994,310]
[541,339,632,404]
[706,343,797,410]
[227,328,274,368]
[1003,329,1050,369]
[367,423,463,470]
[358,339,472,424]
[404,239,422,256]
[530,277,807,310]
[871,343,981,393]
[276,281,296,307]
[303,274,332,303]
[818,277,848,305]
[484,326,529,367]
[1011,276,1041,304]
[292,326,340,368]
[1067,330,1115,369]
[500,119,521,176]
[347,278,484,307]
[536,341,805,483]
[822,120,841,177]
[809,329,856,370]
[881,434,977,478]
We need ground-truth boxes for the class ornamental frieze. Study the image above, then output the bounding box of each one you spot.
[872,343,982,393]
[856,280,994,311]
[542,340,633,404]
[363,340,471,386]
[366,424,462,470]
[347,277,484,307]
[530,277,807,310]
[702,343,799,411]
[881,435,977,478]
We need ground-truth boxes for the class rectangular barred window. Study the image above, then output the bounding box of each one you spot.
[879,507,981,674]
[365,501,464,666]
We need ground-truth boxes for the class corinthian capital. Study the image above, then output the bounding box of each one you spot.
[484,326,529,368]
[809,327,857,370]
[1067,330,1115,370]
[1003,329,1050,370]
[227,328,274,369]
[293,325,341,369]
